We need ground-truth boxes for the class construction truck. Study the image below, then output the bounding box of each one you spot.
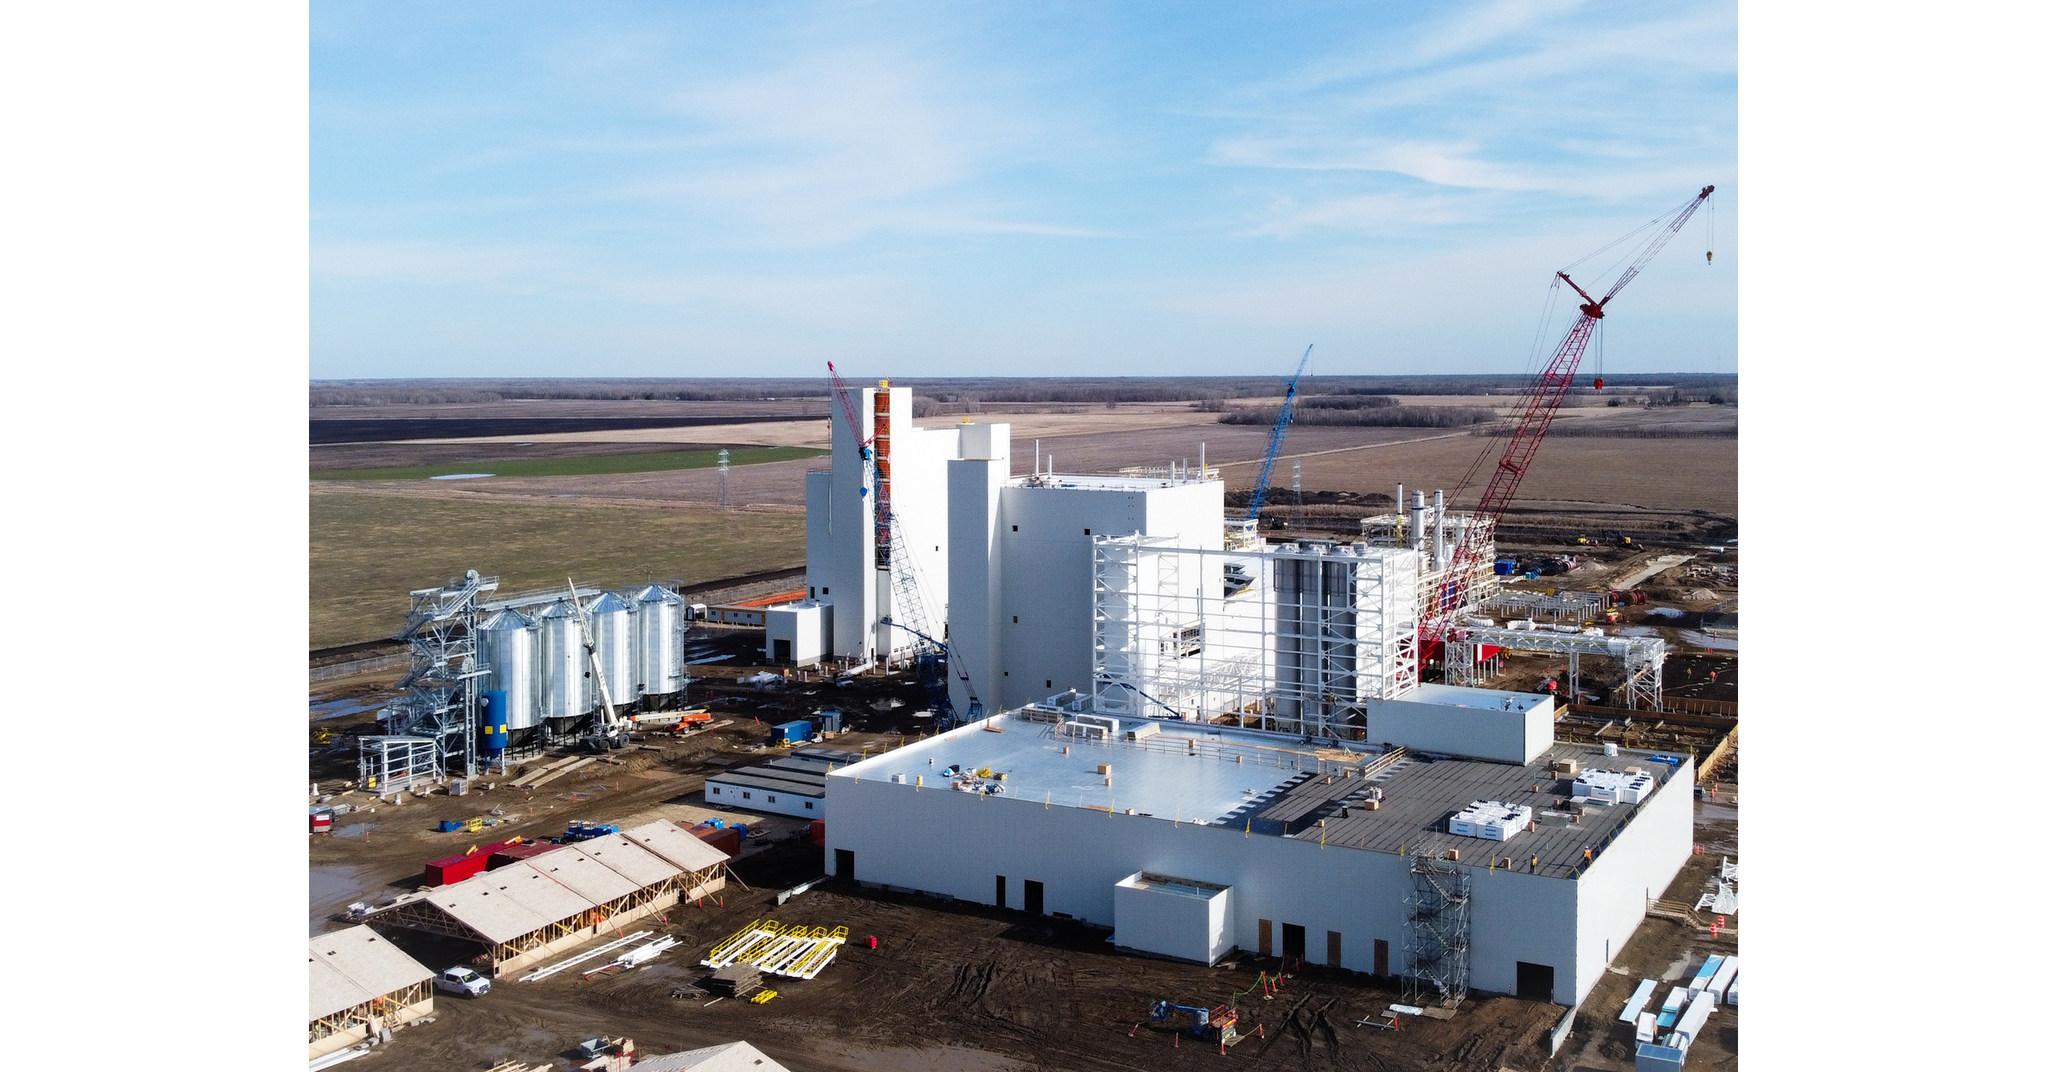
[1150,1000,1240,1044]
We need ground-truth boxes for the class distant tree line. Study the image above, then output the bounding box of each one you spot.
[1219,398,1497,427]
[310,373,1735,408]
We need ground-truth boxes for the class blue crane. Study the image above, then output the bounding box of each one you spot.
[877,616,985,727]
[1246,344,1313,524]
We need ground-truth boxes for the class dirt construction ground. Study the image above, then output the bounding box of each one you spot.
[311,643,1737,1072]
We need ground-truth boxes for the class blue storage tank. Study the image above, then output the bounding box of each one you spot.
[479,690,509,753]
[704,818,725,830]
[732,823,750,840]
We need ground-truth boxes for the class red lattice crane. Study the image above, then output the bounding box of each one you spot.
[1421,185,1715,649]
[826,362,893,568]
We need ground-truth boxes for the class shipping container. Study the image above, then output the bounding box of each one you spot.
[425,853,491,886]
[488,842,561,870]
[770,720,812,745]
[689,823,741,857]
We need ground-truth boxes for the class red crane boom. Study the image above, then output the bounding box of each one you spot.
[1421,185,1714,643]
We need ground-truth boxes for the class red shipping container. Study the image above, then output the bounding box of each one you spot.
[425,853,490,886]
[488,842,560,870]
[689,825,741,857]
[809,819,826,847]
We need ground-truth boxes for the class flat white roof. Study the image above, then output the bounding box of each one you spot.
[833,713,1352,823]
[1406,682,1550,711]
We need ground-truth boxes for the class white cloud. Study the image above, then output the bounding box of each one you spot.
[1204,2,1734,210]
[1246,191,1487,238]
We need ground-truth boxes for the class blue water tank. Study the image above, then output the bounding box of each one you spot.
[480,690,509,753]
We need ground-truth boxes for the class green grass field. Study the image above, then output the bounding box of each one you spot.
[310,489,806,648]
[311,446,825,482]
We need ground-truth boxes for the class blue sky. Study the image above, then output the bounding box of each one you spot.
[311,1,1736,380]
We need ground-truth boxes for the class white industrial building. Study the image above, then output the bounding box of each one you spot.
[800,382,1442,730]
[824,694,1693,1007]
[801,381,1693,1008]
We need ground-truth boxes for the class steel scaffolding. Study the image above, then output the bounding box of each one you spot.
[1403,850,1471,1008]
[1089,537,1417,736]
[366,569,498,788]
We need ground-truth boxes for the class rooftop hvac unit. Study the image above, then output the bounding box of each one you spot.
[1448,800,1533,841]
[1057,721,1110,741]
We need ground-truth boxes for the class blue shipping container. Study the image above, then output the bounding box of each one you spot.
[771,720,812,744]
[1494,559,1517,575]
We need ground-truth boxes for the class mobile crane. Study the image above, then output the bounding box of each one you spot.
[1422,185,1714,655]
[1245,344,1313,526]
[567,577,631,752]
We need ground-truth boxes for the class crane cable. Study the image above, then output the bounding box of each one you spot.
[1450,277,1561,507]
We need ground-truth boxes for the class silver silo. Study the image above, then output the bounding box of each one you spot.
[536,598,591,721]
[478,608,540,733]
[587,590,636,708]
[631,584,687,700]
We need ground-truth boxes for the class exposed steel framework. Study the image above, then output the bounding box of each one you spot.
[1422,185,1714,648]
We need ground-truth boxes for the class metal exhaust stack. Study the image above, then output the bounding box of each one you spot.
[1433,489,1447,567]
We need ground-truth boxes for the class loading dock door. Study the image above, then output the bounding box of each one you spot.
[835,848,855,882]
[1024,879,1044,915]
[1327,931,1341,970]
[1258,919,1272,957]
[773,639,791,662]
[1375,939,1390,977]
[996,875,1007,909]
[1516,961,1556,1004]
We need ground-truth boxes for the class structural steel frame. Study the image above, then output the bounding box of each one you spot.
[1447,626,1666,710]
[1090,537,1417,737]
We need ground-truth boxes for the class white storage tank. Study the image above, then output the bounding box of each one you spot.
[478,608,540,732]
[586,590,636,707]
[537,599,591,721]
[631,584,687,698]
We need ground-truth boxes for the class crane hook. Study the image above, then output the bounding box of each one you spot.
[1706,250,1714,264]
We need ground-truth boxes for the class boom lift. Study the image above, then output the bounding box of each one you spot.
[1421,185,1714,657]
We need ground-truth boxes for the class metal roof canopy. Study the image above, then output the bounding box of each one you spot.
[309,924,433,1022]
